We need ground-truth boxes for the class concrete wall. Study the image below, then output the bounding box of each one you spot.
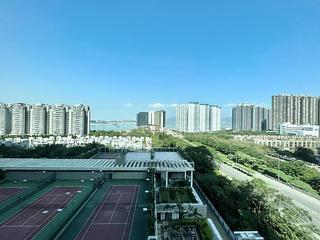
[5,171,55,181]
[112,172,147,180]
[55,172,105,180]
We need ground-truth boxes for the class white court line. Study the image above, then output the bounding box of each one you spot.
[91,223,126,225]
[107,194,122,224]
[109,192,133,195]
[0,188,26,203]
[77,186,115,240]
[126,186,140,240]
[21,194,61,226]
[121,186,136,240]
[23,190,78,240]
[1,187,60,226]
[1,225,38,228]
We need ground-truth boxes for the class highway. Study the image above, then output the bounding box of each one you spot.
[220,163,320,227]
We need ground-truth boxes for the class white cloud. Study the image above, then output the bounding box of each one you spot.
[148,103,179,109]
[223,103,237,107]
[125,103,133,107]
[149,102,165,108]
[170,103,178,108]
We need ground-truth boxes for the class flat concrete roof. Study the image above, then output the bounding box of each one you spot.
[0,152,194,172]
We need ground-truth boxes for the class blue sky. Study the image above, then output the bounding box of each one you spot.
[0,0,320,120]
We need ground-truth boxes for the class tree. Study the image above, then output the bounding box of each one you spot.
[294,147,316,164]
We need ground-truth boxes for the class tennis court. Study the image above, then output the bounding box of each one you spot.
[0,187,24,203]
[0,186,81,240]
[76,185,139,240]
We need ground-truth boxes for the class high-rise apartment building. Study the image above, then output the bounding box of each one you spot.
[136,110,166,128]
[0,102,90,136]
[67,105,90,136]
[272,95,320,129]
[232,104,271,132]
[137,112,149,127]
[210,105,221,131]
[153,110,166,128]
[176,103,221,132]
[29,104,47,136]
[0,103,12,135]
[49,104,67,136]
[11,103,27,136]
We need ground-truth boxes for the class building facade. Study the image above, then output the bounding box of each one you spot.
[0,103,12,135]
[272,95,320,130]
[11,103,27,136]
[234,134,320,152]
[137,112,149,127]
[232,104,272,132]
[175,102,221,132]
[67,105,90,136]
[136,110,166,129]
[0,103,90,136]
[29,104,47,136]
[278,123,320,137]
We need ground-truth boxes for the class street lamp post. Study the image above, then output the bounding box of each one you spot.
[277,155,280,182]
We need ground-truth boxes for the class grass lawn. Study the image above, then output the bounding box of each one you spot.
[160,187,196,203]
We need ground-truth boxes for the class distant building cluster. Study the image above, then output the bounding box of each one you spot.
[0,103,90,136]
[232,104,272,131]
[272,95,320,130]
[136,110,166,129]
[175,102,221,132]
[234,134,320,152]
[231,95,320,135]
[0,135,152,149]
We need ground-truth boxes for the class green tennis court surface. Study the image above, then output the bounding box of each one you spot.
[0,178,147,240]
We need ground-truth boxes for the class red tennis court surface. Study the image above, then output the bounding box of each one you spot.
[0,186,81,240]
[76,185,139,240]
[0,187,24,203]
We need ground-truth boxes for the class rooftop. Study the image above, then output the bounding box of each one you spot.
[0,152,194,172]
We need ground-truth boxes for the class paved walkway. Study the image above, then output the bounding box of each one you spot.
[220,163,320,226]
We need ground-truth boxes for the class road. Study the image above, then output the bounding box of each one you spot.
[220,163,320,227]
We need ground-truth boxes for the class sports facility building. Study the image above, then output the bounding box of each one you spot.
[0,150,206,240]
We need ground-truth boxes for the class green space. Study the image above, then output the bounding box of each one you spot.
[151,132,320,240]
[90,128,153,138]
[184,133,320,197]
[170,218,213,240]
[159,187,196,204]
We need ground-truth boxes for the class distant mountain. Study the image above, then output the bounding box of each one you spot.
[166,117,232,130]
[221,117,232,129]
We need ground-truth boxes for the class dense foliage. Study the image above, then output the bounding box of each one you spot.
[182,146,319,240]
[185,133,320,196]
[151,133,319,240]
[0,143,101,159]
[90,128,152,138]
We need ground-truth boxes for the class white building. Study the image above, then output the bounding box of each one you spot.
[0,103,12,135]
[67,105,90,136]
[29,104,47,136]
[11,103,27,136]
[176,102,221,132]
[210,105,221,131]
[49,104,67,136]
[278,123,320,137]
